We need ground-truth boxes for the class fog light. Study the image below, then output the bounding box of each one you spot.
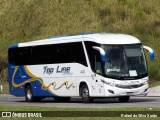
[144,88,148,92]
[108,89,114,94]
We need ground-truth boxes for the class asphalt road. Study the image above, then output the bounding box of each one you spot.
[0,95,160,108]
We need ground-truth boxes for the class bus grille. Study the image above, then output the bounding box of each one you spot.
[116,83,144,89]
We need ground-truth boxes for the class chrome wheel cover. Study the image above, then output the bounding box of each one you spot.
[27,89,32,100]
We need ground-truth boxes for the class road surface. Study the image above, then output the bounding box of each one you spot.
[0,95,159,108]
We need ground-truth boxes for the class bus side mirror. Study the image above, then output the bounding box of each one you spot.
[143,46,154,60]
[92,46,106,61]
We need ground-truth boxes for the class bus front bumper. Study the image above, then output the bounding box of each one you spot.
[104,84,149,97]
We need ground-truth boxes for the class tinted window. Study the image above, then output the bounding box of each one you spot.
[8,47,31,66]
[32,44,57,64]
[84,41,101,72]
[8,42,87,66]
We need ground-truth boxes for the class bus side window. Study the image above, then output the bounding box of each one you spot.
[8,47,31,66]
[94,50,102,75]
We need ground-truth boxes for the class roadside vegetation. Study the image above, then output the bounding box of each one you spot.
[0,106,160,120]
[0,0,160,93]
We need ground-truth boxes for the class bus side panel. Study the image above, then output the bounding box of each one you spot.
[9,82,54,97]
[8,63,24,96]
[8,64,54,97]
[28,81,54,97]
[9,85,25,96]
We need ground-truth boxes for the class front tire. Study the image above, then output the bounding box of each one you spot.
[118,96,130,102]
[80,84,93,103]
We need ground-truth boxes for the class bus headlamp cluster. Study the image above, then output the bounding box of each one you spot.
[142,81,148,85]
[101,79,116,86]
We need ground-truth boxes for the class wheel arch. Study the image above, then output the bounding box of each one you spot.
[24,83,34,96]
[79,81,92,96]
[25,83,31,89]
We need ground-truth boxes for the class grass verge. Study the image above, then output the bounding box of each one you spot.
[0,106,160,120]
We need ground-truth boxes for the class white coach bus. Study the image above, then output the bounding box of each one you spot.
[8,33,154,103]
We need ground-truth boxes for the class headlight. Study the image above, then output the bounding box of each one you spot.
[142,81,148,85]
[101,79,116,86]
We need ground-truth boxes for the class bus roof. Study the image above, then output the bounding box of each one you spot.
[9,33,141,48]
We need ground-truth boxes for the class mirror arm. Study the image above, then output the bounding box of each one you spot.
[92,46,106,61]
[143,46,154,60]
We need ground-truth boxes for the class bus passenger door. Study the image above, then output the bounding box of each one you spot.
[91,50,105,96]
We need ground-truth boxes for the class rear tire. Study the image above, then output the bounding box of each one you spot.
[25,85,42,102]
[80,84,93,103]
[118,96,130,102]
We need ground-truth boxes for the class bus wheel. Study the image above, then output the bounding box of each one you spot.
[25,85,35,102]
[80,84,93,103]
[118,96,130,102]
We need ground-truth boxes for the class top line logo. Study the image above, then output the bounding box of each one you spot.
[43,66,71,75]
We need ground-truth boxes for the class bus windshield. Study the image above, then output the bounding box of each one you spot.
[101,44,147,80]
